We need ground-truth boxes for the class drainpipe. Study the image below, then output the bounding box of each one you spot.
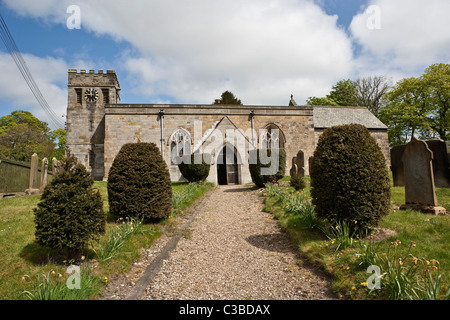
[158,109,165,155]
[248,110,255,147]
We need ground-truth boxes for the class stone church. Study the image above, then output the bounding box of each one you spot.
[66,69,389,185]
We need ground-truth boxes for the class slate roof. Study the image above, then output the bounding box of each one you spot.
[313,106,387,130]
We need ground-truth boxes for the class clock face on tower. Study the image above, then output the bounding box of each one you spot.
[84,88,99,102]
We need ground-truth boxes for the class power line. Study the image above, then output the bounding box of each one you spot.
[0,13,65,128]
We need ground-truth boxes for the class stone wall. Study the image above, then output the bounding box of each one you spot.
[103,104,317,183]
[313,129,391,169]
[66,69,390,185]
[66,69,120,180]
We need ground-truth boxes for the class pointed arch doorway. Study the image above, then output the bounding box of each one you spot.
[217,145,239,185]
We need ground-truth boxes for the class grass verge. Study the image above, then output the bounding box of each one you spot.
[263,177,450,300]
[0,180,214,300]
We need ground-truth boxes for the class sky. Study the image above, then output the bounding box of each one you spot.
[0,0,449,130]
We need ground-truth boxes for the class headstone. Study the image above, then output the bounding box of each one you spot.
[390,140,450,188]
[400,138,446,215]
[295,150,305,177]
[39,157,48,192]
[289,158,298,178]
[25,153,40,195]
[52,157,62,176]
[390,144,406,186]
[290,150,305,178]
[425,140,450,188]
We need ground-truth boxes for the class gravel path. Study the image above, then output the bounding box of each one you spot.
[101,185,337,300]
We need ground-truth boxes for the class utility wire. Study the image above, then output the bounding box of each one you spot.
[0,13,64,128]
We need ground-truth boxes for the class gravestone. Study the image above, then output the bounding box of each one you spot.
[25,153,40,195]
[39,157,48,192]
[425,140,450,188]
[289,150,305,178]
[399,138,446,215]
[390,144,406,187]
[52,157,63,176]
[390,139,450,188]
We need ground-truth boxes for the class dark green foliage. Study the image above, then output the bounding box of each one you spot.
[213,91,242,105]
[249,148,286,188]
[178,153,211,183]
[309,124,391,233]
[290,174,305,191]
[107,143,172,220]
[34,156,105,254]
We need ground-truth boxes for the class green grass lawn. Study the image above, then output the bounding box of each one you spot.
[0,181,213,300]
[264,176,450,300]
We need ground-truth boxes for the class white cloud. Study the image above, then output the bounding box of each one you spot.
[5,0,449,108]
[0,52,68,128]
[349,0,450,78]
[4,0,354,105]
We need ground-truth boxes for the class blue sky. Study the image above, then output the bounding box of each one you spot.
[0,0,449,129]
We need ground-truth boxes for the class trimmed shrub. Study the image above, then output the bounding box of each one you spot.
[309,124,390,233]
[178,153,211,183]
[107,142,172,220]
[34,156,105,256]
[290,174,306,191]
[249,148,286,188]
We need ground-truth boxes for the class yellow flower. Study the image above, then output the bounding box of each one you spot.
[351,286,356,290]
[361,282,367,287]
[346,267,350,270]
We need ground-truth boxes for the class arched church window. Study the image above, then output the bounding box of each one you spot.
[261,124,285,149]
[170,128,191,164]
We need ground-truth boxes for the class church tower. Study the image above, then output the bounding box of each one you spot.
[66,69,121,180]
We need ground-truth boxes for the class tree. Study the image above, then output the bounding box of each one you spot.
[310,124,390,234]
[213,91,242,105]
[379,77,432,146]
[379,63,450,146]
[50,128,67,160]
[34,156,105,258]
[0,110,65,162]
[108,143,173,221]
[0,110,51,134]
[306,96,339,106]
[423,63,450,141]
[327,79,359,106]
[354,76,392,116]
[0,123,54,161]
[306,79,359,107]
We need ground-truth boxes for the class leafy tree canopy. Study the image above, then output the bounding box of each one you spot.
[0,110,66,162]
[380,63,450,145]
